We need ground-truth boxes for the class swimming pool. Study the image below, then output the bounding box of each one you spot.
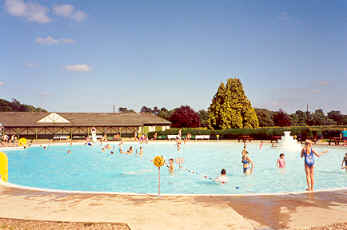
[3,142,347,194]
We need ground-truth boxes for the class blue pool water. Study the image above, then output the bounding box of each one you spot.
[3,142,347,194]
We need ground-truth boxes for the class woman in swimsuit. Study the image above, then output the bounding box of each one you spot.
[300,140,328,191]
[241,149,254,175]
[341,153,347,172]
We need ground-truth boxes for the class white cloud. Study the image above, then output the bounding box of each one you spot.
[65,64,91,72]
[53,4,87,22]
[5,1,87,23]
[53,4,74,17]
[0,82,4,86]
[61,38,75,44]
[36,36,75,45]
[5,0,51,23]
[71,10,87,22]
[36,36,59,45]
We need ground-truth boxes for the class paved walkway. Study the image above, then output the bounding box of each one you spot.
[0,185,253,230]
[0,185,347,230]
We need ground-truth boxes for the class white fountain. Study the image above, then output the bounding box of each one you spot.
[278,131,302,152]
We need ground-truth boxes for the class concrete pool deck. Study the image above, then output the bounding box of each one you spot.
[0,184,346,230]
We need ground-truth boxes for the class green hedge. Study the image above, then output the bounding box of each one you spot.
[148,126,346,140]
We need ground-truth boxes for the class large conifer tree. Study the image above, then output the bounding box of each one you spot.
[208,78,259,129]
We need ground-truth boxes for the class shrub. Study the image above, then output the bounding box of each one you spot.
[148,126,346,140]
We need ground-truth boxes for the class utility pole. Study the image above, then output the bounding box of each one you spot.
[306,104,310,124]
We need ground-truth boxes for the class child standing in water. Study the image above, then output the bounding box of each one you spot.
[300,140,328,192]
[136,146,143,156]
[277,153,286,168]
[168,158,175,175]
[341,153,347,172]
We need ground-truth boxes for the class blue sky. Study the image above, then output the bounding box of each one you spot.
[1,0,346,113]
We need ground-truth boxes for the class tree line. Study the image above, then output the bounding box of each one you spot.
[0,98,47,112]
[2,76,347,129]
[121,78,347,128]
[120,105,346,128]
[256,108,347,127]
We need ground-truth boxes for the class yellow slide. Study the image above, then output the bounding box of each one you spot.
[0,152,8,182]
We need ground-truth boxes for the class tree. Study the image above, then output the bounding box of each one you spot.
[343,115,347,125]
[311,109,326,126]
[294,110,308,126]
[327,111,344,125]
[273,110,291,127]
[118,107,135,113]
[0,98,47,112]
[152,106,160,115]
[140,106,152,113]
[255,108,274,127]
[157,107,171,120]
[169,106,200,128]
[198,109,209,127]
[208,78,259,129]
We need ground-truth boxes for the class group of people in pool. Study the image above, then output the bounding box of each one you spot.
[214,140,347,191]
[86,135,347,191]
[241,140,331,191]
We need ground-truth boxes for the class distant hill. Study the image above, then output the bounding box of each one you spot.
[0,98,47,112]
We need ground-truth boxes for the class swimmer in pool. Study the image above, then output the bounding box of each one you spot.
[215,169,228,184]
[119,146,134,154]
[277,153,286,168]
[168,158,174,175]
[341,153,347,172]
[137,146,143,156]
[241,149,254,175]
[300,140,328,191]
[176,157,184,169]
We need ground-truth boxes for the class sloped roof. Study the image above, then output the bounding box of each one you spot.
[0,112,171,127]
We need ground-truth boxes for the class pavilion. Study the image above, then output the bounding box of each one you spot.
[0,112,170,139]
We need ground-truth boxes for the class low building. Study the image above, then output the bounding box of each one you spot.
[0,112,171,139]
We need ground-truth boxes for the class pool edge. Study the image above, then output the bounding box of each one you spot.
[1,180,347,197]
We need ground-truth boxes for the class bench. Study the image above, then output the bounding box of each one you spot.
[72,135,85,140]
[195,135,210,140]
[168,135,178,140]
[270,136,282,143]
[53,135,69,140]
[328,137,342,146]
[238,135,253,143]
